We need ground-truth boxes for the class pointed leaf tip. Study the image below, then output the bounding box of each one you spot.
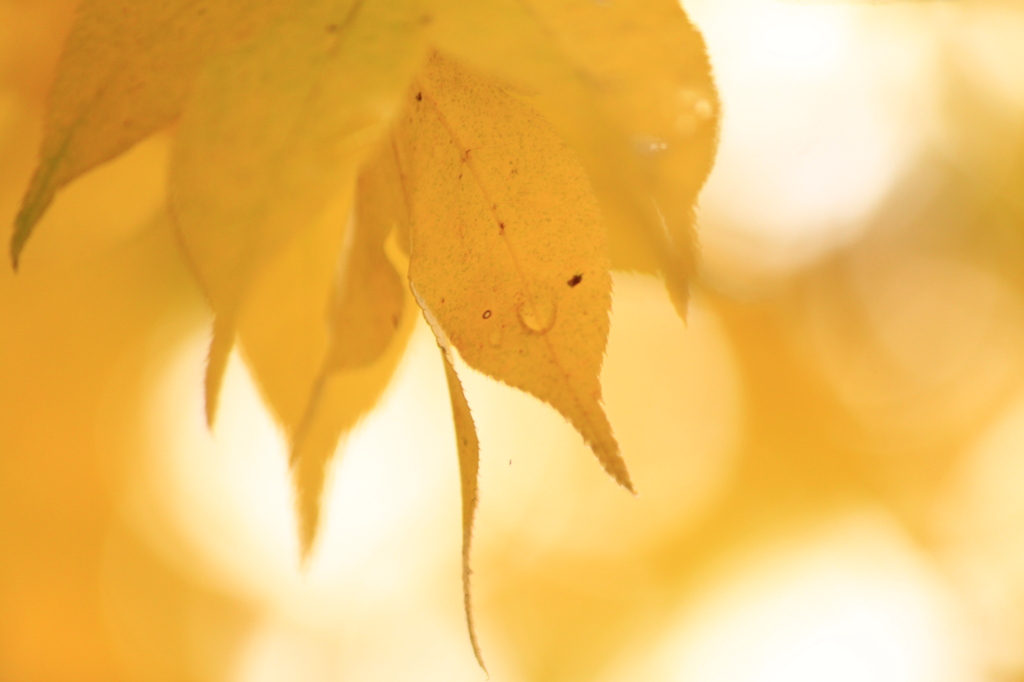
[612,461,636,495]
[204,318,234,428]
[9,238,21,272]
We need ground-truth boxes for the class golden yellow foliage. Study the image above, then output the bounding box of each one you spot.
[425,0,717,313]
[10,0,296,264]
[8,1,1024,680]
[397,52,630,491]
[287,142,413,553]
[172,0,426,430]
[8,0,717,667]
[439,345,484,671]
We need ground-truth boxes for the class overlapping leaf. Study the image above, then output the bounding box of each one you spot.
[11,0,295,266]
[423,0,718,316]
[170,0,426,555]
[172,0,426,425]
[11,0,719,668]
[290,142,415,554]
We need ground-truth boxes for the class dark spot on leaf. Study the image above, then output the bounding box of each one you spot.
[326,24,339,33]
[391,314,399,328]
[482,310,492,319]
[416,92,422,101]
[568,273,583,287]
[418,14,434,25]
[441,298,446,304]
[499,222,505,234]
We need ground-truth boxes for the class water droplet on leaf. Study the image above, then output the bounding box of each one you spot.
[693,98,714,121]
[635,136,669,155]
[518,294,557,334]
[675,88,715,135]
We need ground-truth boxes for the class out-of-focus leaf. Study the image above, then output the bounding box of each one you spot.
[289,276,417,556]
[327,142,408,373]
[397,52,631,490]
[290,143,414,554]
[8,1,727,669]
[170,0,426,424]
[11,0,294,266]
[424,0,718,317]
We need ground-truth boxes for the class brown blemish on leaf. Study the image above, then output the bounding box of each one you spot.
[482,309,492,319]
[399,52,632,491]
[568,273,583,287]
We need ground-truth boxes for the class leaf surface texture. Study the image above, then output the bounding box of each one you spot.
[424,0,718,314]
[398,53,631,489]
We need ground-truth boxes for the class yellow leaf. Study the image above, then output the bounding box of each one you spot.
[232,190,351,446]
[290,280,417,557]
[397,52,632,491]
[413,257,485,671]
[327,142,409,372]
[439,347,486,672]
[170,0,426,423]
[424,0,718,316]
[290,144,415,554]
[9,2,724,669]
[11,0,293,266]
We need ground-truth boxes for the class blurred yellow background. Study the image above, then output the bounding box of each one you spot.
[3,1,1024,680]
